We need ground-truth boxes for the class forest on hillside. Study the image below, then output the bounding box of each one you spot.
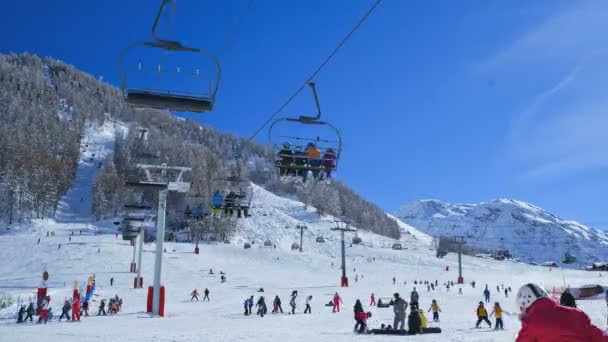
[0,53,400,239]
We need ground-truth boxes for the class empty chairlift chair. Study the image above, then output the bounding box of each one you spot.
[118,0,221,113]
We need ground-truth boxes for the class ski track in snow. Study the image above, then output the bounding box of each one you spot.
[0,121,607,341]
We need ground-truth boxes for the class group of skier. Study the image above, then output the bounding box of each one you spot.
[190,288,210,301]
[245,290,315,317]
[16,294,122,324]
[211,190,249,218]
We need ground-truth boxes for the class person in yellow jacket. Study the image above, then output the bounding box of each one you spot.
[418,309,428,329]
[490,302,504,330]
[428,299,441,322]
[475,301,492,328]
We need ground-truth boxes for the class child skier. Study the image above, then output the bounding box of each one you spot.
[17,305,26,323]
[98,299,106,316]
[25,302,35,322]
[428,299,441,322]
[191,289,199,301]
[304,295,312,314]
[370,293,376,306]
[290,294,297,314]
[60,300,71,320]
[203,288,210,301]
[332,293,343,313]
[475,301,492,328]
[256,296,267,317]
[272,295,283,314]
[491,302,503,330]
[353,300,367,334]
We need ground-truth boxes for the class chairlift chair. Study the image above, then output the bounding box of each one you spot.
[118,0,221,113]
[268,82,342,179]
[315,236,325,243]
[213,174,253,218]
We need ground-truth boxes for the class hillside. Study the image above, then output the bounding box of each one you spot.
[396,199,608,267]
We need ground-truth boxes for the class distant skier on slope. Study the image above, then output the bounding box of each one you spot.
[491,302,504,330]
[428,299,441,322]
[370,293,376,306]
[515,283,608,341]
[191,289,199,301]
[272,295,283,314]
[332,293,343,313]
[256,296,267,317]
[304,295,312,314]
[59,300,71,320]
[483,285,491,303]
[203,288,210,301]
[290,294,297,314]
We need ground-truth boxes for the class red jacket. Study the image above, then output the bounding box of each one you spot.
[516,298,608,342]
[333,295,342,305]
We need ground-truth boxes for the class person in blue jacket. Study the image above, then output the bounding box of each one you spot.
[212,191,223,216]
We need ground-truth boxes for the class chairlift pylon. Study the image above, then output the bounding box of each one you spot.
[268,82,342,179]
[118,0,221,113]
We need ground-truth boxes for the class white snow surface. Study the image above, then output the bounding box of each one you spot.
[1,122,607,341]
[396,199,608,267]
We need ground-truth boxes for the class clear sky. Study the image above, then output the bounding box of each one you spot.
[3,1,608,229]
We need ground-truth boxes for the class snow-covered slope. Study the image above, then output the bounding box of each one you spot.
[1,121,608,341]
[395,199,608,267]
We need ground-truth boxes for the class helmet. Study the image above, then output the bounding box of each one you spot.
[516,283,549,312]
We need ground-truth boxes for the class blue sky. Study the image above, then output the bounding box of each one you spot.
[3,1,608,229]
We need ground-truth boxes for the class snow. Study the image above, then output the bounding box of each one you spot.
[1,121,607,341]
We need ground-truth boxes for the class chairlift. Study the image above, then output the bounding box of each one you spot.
[264,239,273,247]
[268,82,342,179]
[291,242,300,251]
[212,170,253,219]
[315,236,325,243]
[562,252,577,264]
[391,243,403,250]
[118,0,221,113]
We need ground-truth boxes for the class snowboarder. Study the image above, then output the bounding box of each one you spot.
[98,299,106,316]
[304,295,312,314]
[332,293,343,313]
[24,302,35,322]
[17,305,26,323]
[59,300,71,320]
[289,294,297,314]
[272,295,283,314]
[410,287,419,308]
[110,277,114,287]
[408,303,421,335]
[475,301,492,328]
[516,283,608,340]
[559,288,576,308]
[393,293,407,330]
[370,293,376,306]
[256,296,267,317]
[428,299,441,322]
[191,289,199,301]
[203,288,210,301]
[354,299,366,334]
[491,302,503,330]
[483,285,491,303]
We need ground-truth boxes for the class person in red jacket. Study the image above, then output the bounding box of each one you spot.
[72,297,81,321]
[516,283,608,342]
[333,293,343,313]
[370,293,376,306]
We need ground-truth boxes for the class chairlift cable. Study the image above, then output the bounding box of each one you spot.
[245,0,383,143]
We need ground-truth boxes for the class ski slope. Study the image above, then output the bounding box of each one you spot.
[1,123,607,341]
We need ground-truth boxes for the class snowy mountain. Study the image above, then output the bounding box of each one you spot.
[395,199,608,267]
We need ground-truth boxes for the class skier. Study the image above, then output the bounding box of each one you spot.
[354,299,366,334]
[98,299,106,316]
[212,190,224,215]
[559,288,576,308]
[332,293,343,313]
[17,305,26,323]
[516,283,608,341]
[322,148,337,179]
[393,276,396,285]
[410,287,419,308]
[191,289,199,301]
[289,293,297,314]
[256,296,267,317]
[483,285,491,303]
[355,274,358,282]
[459,287,463,295]
[431,283,435,291]
[82,300,89,316]
[497,285,500,293]
[203,288,210,301]
[59,300,71,320]
[491,302,503,330]
[277,143,294,176]
[505,288,509,298]
[305,143,321,178]
[38,297,49,324]
[428,299,441,322]
[243,297,251,316]
[370,293,376,306]
[304,295,312,314]
[38,238,40,244]
[475,301,492,328]
[393,293,407,330]
[408,302,421,335]
[25,302,35,322]
[58,244,61,250]
[72,296,80,321]
[248,296,254,315]
[110,277,114,287]
[272,295,283,314]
